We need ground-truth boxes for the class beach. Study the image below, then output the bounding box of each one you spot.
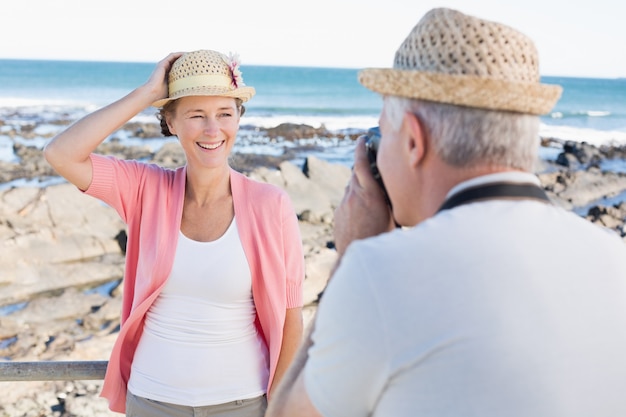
[1,107,626,415]
[1,60,626,415]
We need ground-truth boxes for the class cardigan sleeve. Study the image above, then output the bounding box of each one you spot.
[85,154,144,223]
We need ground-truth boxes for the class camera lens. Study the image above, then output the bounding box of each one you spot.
[365,127,383,183]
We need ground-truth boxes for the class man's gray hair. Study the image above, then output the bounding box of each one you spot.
[384,96,541,172]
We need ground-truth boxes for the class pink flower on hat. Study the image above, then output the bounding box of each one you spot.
[226,52,245,89]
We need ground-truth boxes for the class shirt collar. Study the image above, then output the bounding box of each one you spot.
[445,172,541,201]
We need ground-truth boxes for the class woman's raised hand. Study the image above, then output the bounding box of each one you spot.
[143,52,184,104]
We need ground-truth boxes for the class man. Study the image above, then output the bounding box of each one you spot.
[266,7,626,417]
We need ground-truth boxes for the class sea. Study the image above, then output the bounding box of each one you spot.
[1,58,626,172]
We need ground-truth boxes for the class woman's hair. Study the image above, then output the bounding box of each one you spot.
[384,96,540,172]
[157,98,246,137]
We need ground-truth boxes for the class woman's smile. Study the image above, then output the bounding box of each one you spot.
[197,140,225,150]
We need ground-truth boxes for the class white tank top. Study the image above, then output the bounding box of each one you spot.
[128,218,269,406]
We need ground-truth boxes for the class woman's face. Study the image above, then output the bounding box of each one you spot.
[167,95,240,170]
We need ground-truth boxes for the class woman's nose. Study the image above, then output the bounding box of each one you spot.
[203,119,219,136]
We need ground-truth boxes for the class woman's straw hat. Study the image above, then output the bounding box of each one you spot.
[358,8,562,115]
[152,50,255,108]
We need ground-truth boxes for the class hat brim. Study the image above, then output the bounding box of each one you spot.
[152,86,256,108]
[358,69,562,115]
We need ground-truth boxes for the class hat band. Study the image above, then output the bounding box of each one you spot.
[170,74,233,93]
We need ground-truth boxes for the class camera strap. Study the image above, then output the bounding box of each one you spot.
[437,182,551,213]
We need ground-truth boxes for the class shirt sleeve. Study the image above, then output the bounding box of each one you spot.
[303,243,390,417]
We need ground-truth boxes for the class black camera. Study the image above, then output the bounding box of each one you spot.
[364,126,391,204]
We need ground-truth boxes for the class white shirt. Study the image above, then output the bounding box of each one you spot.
[128,218,269,406]
[306,172,626,417]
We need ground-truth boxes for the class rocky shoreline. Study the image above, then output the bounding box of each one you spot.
[1,117,626,416]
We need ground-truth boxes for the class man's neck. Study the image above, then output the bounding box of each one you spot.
[417,162,523,223]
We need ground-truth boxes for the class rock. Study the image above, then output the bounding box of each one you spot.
[246,157,350,225]
[303,248,337,305]
[153,141,186,168]
[585,203,626,240]
[278,160,336,223]
[262,123,331,141]
[554,140,614,169]
[540,168,626,209]
[303,156,351,207]
[0,183,125,305]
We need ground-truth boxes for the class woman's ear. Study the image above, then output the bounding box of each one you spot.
[166,118,176,136]
[404,112,427,168]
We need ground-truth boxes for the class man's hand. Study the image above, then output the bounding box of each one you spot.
[333,136,395,256]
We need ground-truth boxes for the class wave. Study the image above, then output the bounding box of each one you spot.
[246,105,379,117]
[550,110,613,119]
[539,123,626,147]
[0,97,81,108]
[242,114,378,131]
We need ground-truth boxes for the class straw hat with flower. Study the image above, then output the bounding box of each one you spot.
[152,49,255,108]
[358,8,562,115]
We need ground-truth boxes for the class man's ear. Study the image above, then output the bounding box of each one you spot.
[404,112,427,168]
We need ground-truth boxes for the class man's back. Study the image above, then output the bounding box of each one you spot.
[266,8,625,417]
[308,193,626,416]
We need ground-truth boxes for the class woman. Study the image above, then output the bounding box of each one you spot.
[44,50,305,416]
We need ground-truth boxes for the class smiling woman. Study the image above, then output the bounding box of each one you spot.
[42,49,305,417]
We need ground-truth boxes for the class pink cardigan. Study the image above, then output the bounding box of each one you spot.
[85,154,304,413]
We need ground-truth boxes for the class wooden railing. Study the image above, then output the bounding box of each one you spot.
[0,361,108,381]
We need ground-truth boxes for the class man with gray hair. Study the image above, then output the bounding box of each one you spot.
[266,7,626,417]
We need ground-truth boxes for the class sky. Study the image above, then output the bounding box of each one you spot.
[2,0,624,79]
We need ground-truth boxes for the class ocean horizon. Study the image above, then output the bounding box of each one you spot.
[1,58,626,171]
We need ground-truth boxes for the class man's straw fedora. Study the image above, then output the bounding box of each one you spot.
[358,8,562,115]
